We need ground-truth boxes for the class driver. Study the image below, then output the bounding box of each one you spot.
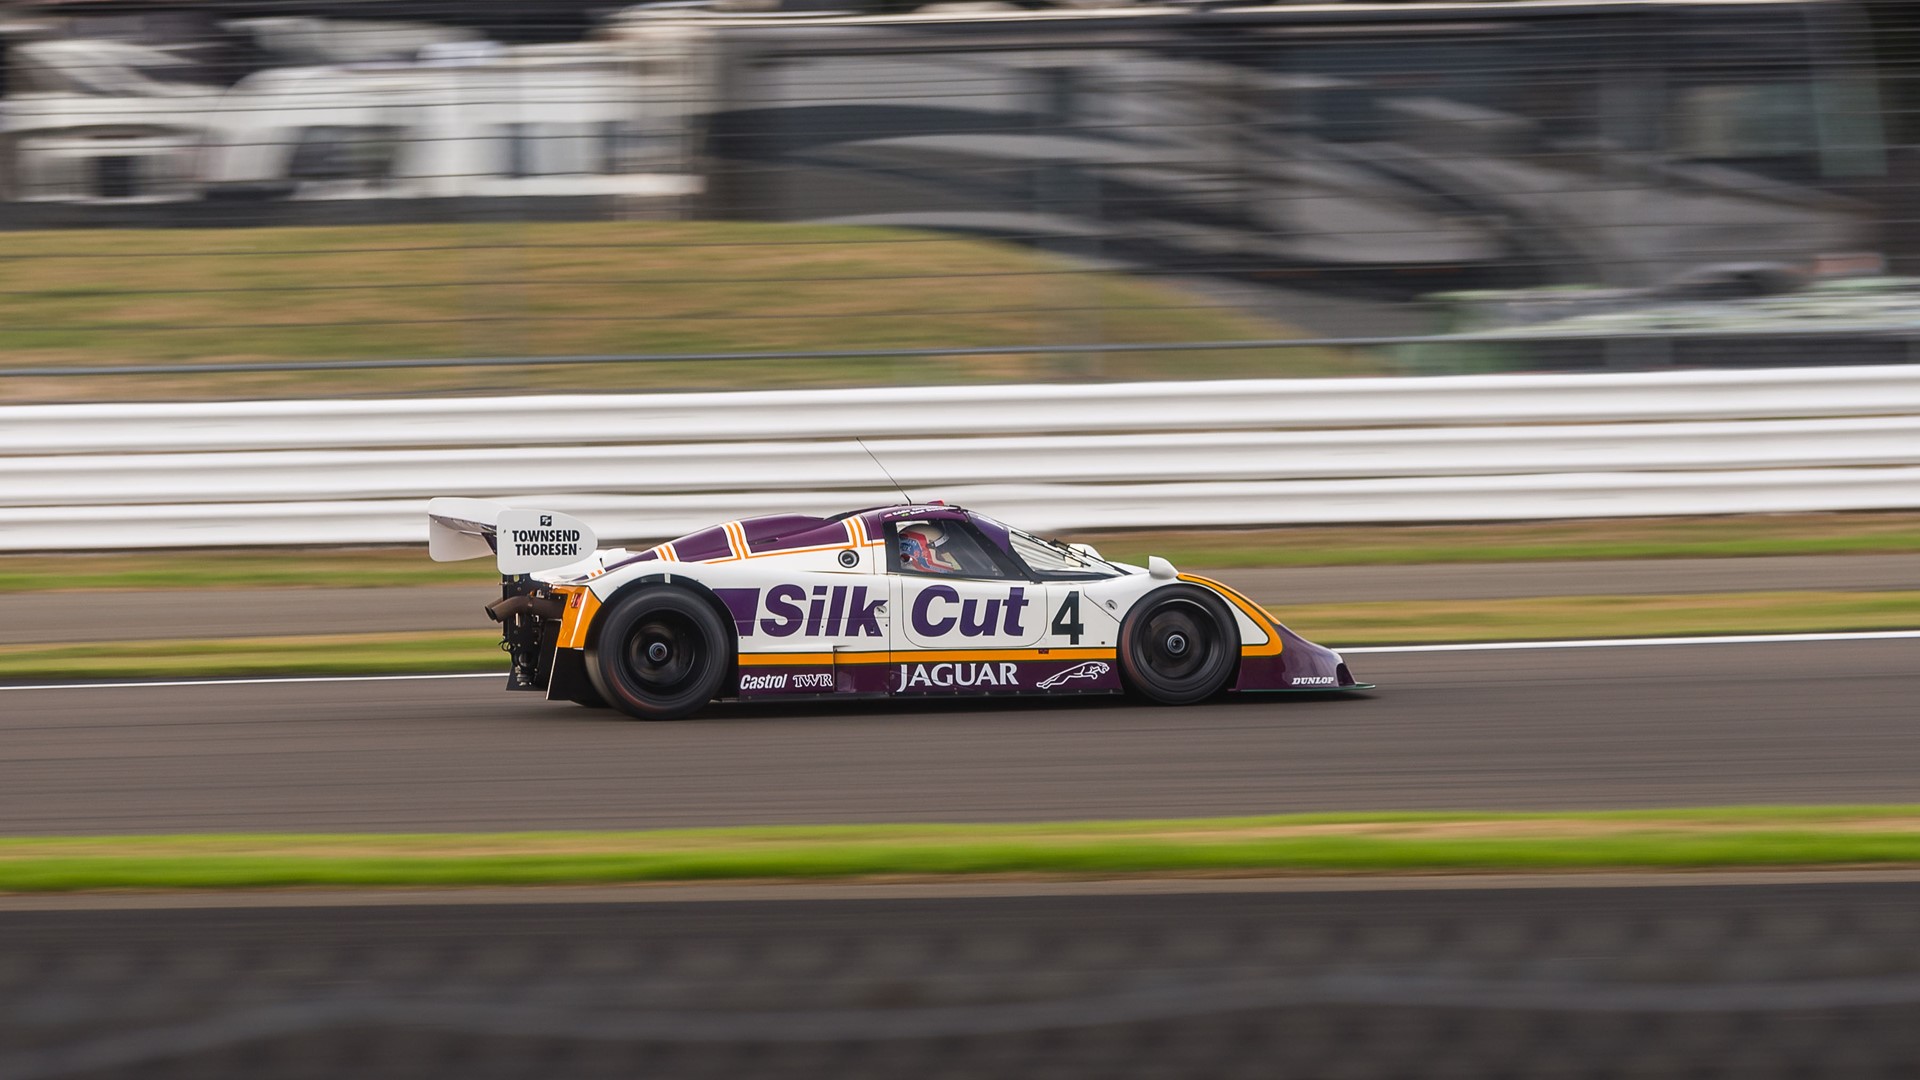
[899,523,963,574]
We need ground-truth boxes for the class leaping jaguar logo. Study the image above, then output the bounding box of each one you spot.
[1038,661,1111,690]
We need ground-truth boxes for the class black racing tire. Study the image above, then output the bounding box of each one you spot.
[585,585,733,721]
[1117,585,1239,706]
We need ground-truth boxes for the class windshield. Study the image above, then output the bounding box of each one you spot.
[999,522,1121,579]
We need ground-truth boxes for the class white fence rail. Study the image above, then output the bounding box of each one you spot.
[10,366,1920,455]
[5,366,1920,550]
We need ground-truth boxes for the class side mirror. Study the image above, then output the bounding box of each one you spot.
[1148,556,1178,580]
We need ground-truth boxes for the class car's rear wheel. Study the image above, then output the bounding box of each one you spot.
[586,586,732,721]
[1118,585,1239,705]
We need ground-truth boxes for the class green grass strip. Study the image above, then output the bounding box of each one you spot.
[0,550,495,592]
[1290,589,1920,644]
[7,807,1920,891]
[0,631,502,679]
[1095,516,1920,569]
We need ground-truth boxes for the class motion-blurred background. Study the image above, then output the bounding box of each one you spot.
[0,0,1914,398]
[4,2,1920,1078]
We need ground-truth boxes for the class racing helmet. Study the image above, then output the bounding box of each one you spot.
[899,523,961,573]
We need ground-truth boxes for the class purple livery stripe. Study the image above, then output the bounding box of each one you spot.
[732,655,1121,698]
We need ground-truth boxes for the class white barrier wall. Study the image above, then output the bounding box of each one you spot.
[5,367,1920,550]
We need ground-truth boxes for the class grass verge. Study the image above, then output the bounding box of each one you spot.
[0,550,494,593]
[1286,589,1920,644]
[4,591,1914,680]
[1081,511,1920,569]
[7,808,1920,891]
[7,513,1918,593]
[0,221,1353,403]
[0,631,501,679]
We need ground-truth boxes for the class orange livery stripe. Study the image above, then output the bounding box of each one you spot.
[1178,574,1284,657]
[551,586,600,650]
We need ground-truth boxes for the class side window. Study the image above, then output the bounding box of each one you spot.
[887,521,1014,580]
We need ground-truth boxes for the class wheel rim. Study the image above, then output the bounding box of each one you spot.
[1138,604,1212,683]
[623,612,705,696]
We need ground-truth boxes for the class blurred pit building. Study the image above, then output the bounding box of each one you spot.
[0,0,1909,318]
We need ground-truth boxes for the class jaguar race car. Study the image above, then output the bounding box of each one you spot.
[429,498,1370,720]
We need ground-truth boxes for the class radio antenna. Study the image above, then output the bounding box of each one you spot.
[856,438,915,505]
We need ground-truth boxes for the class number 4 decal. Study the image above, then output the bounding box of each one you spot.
[1051,591,1085,645]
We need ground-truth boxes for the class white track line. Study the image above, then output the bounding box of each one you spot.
[1,629,1916,692]
[1342,629,1920,654]
[0,672,503,692]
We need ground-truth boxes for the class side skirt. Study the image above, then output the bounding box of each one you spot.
[1236,684,1378,694]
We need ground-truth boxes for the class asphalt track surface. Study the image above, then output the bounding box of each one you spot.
[15,554,1920,644]
[2,636,1915,834]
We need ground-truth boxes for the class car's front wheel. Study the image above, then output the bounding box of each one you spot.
[1118,585,1239,705]
[586,586,732,720]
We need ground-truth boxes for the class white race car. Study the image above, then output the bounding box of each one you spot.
[430,498,1368,720]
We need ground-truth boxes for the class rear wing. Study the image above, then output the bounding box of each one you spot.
[427,497,598,576]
